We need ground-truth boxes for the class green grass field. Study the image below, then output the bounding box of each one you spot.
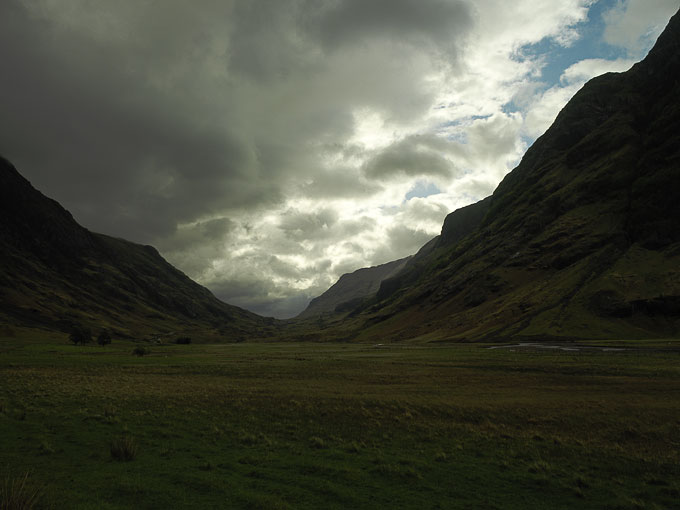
[1,330,679,509]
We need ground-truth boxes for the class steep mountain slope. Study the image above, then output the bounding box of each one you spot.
[324,9,680,342]
[0,157,274,340]
[376,197,492,302]
[297,256,411,319]
[298,197,493,323]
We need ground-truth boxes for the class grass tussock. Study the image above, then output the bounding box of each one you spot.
[0,472,42,510]
[110,436,138,462]
[309,436,325,449]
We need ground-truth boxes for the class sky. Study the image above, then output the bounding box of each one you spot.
[1,0,677,318]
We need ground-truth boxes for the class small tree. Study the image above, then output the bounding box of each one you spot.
[69,325,92,345]
[97,330,112,347]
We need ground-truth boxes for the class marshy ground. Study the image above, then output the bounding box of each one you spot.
[1,331,679,509]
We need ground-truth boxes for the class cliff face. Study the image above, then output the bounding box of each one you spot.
[376,197,492,303]
[0,156,274,340]
[330,9,680,342]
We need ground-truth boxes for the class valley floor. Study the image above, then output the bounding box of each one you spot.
[1,331,679,509]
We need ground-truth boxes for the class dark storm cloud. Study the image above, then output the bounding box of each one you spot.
[0,0,473,242]
[157,217,236,255]
[0,0,479,318]
[227,0,320,81]
[0,0,281,243]
[308,0,471,52]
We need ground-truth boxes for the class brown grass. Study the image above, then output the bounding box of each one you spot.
[0,472,42,510]
[110,436,138,462]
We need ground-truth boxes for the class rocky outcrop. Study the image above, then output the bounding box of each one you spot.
[439,197,492,247]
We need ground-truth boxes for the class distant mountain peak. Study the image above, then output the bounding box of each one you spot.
[297,256,412,319]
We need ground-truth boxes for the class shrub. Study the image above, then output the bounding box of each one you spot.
[345,441,361,454]
[132,346,149,357]
[309,436,326,449]
[0,472,42,509]
[38,439,55,455]
[97,330,112,347]
[175,336,191,344]
[69,325,92,345]
[238,432,258,446]
[102,406,118,424]
[110,436,138,461]
[434,451,448,462]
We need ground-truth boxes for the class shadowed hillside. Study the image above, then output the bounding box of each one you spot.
[0,157,276,340]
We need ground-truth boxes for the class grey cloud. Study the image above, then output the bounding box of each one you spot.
[267,254,334,283]
[341,241,366,255]
[228,0,322,81]
[202,218,236,239]
[367,146,454,178]
[331,252,375,277]
[0,0,282,244]
[370,225,434,265]
[467,114,524,169]
[404,199,449,224]
[279,208,339,240]
[300,168,383,199]
[308,0,471,54]
[208,276,290,318]
[0,0,482,319]
[337,217,378,237]
[363,135,461,180]
[272,212,373,248]
[278,214,378,247]
[208,266,333,319]
[387,225,436,254]
[234,291,316,319]
[456,179,497,200]
[258,293,316,319]
[0,0,471,243]
[156,217,236,261]
[267,255,305,280]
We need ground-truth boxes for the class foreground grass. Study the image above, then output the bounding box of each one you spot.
[1,331,679,509]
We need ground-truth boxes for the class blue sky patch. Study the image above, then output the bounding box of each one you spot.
[406,181,442,200]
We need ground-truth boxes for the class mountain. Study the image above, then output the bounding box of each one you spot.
[376,197,492,302]
[4,10,679,344]
[298,197,493,323]
[0,157,275,341]
[296,256,411,319]
[316,9,680,342]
